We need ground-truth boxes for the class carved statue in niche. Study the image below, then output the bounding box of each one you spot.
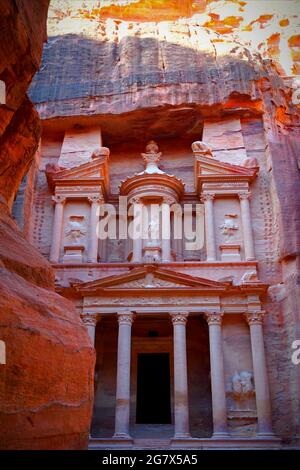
[108,239,124,262]
[64,216,86,244]
[147,218,160,241]
[231,371,255,411]
[191,141,213,157]
[219,214,239,241]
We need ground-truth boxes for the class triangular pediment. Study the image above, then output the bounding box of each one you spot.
[195,155,257,179]
[53,158,106,181]
[46,157,110,194]
[75,265,229,294]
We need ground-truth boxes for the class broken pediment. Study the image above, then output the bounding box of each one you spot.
[194,152,258,194]
[46,151,110,196]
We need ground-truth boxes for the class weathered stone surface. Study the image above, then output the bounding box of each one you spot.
[23,0,300,446]
[0,210,95,450]
[0,0,49,137]
[0,0,95,449]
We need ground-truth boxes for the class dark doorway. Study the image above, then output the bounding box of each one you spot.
[136,353,171,424]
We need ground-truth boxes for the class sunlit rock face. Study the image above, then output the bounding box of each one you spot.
[45,0,299,74]
[0,0,95,449]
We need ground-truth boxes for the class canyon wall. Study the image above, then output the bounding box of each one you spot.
[0,0,95,449]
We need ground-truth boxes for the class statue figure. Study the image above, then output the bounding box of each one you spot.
[232,371,254,398]
[64,216,86,244]
[147,218,159,240]
[191,141,213,157]
[219,214,238,239]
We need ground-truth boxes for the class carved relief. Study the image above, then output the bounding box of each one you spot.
[228,371,256,414]
[117,311,135,325]
[64,216,87,244]
[170,312,189,325]
[232,371,254,398]
[117,274,185,289]
[191,141,213,157]
[80,314,98,326]
[91,147,110,159]
[86,296,212,306]
[205,312,224,325]
[219,214,239,241]
[241,271,258,283]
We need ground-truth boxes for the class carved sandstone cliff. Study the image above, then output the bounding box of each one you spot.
[29,0,300,443]
[0,0,95,449]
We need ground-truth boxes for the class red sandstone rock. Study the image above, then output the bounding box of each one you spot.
[0,0,95,449]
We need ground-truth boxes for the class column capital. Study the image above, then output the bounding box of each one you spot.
[205,312,224,326]
[52,195,66,204]
[170,311,189,325]
[244,311,265,326]
[201,192,215,203]
[88,195,104,204]
[130,196,142,205]
[238,191,251,201]
[81,314,99,326]
[117,310,135,325]
[162,196,176,205]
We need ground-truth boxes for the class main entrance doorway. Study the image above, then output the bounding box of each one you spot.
[136,353,171,424]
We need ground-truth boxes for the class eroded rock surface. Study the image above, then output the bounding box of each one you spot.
[0,0,95,449]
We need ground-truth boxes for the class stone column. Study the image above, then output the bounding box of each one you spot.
[114,311,135,439]
[244,312,274,437]
[49,195,66,263]
[162,198,172,262]
[81,314,98,345]
[88,196,102,263]
[131,198,143,263]
[202,193,217,261]
[205,312,229,438]
[239,191,255,261]
[170,312,191,439]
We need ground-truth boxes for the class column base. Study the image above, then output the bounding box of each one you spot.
[212,432,231,439]
[256,432,278,439]
[172,432,192,440]
[113,432,132,440]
